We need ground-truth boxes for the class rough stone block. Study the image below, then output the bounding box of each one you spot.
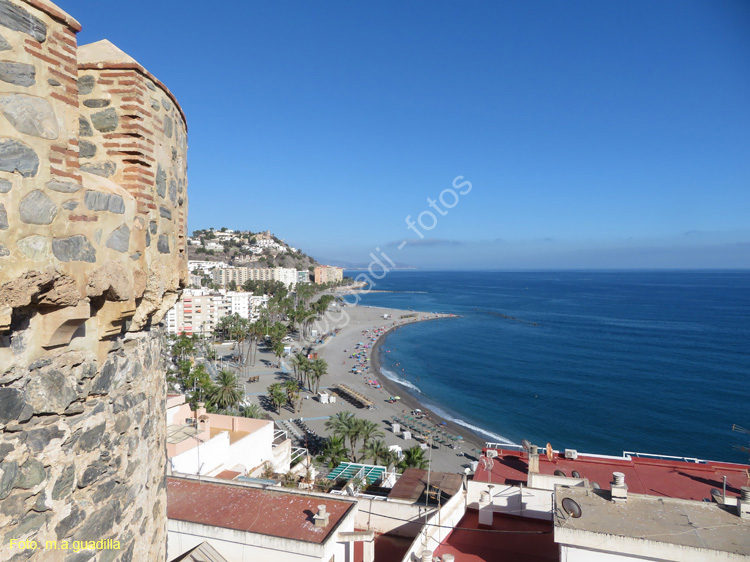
[106,224,130,253]
[0,61,35,87]
[0,138,39,177]
[90,107,118,132]
[52,235,97,263]
[17,235,48,260]
[84,190,124,213]
[0,94,58,138]
[0,0,47,41]
[19,189,57,224]
[80,161,116,178]
[78,75,95,95]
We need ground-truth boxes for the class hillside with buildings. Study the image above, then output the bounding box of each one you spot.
[187,228,319,271]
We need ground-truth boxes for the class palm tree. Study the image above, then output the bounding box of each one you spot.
[316,435,349,468]
[240,403,265,419]
[360,439,391,465]
[359,420,384,446]
[291,352,307,385]
[398,445,429,471]
[272,340,285,367]
[209,369,243,411]
[284,380,302,413]
[310,358,328,394]
[267,383,286,415]
[325,411,360,460]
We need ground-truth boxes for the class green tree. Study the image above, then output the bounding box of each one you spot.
[359,419,384,447]
[267,383,286,415]
[284,380,302,413]
[272,340,286,366]
[209,369,243,411]
[240,403,265,419]
[316,435,349,468]
[310,358,328,394]
[360,439,391,465]
[398,445,429,471]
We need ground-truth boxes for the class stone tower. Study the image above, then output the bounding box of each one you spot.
[0,0,187,559]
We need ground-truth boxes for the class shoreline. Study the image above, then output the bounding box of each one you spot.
[365,310,491,458]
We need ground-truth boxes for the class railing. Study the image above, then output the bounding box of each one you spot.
[623,451,709,464]
[291,447,308,464]
[485,442,523,452]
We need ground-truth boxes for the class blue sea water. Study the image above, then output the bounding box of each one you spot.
[345,270,750,463]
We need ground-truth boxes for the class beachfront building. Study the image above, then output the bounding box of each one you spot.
[213,266,301,289]
[165,289,268,335]
[166,394,291,477]
[416,444,750,562]
[314,265,344,285]
[298,270,311,284]
[167,476,362,562]
[166,289,224,336]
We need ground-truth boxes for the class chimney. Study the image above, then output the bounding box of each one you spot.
[611,472,627,503]
[738,487,750,519]
[313,504,330,527]
[528,444,539,474]
[196,402,206,419]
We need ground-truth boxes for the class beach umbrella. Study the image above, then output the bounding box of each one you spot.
[394,396,401,400]
[456,436,463,440]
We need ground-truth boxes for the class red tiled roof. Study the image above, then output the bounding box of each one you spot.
[167,477,355,544]
[474,448,750,501]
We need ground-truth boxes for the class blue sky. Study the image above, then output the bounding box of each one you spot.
[63,0,749,268]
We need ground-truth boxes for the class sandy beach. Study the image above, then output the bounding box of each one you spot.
[225,301,488,475]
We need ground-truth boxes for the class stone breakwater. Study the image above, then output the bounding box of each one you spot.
[0,1,188,559]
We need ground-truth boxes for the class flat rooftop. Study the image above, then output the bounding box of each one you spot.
[434,510,557,562]
[167,424,201,445]
[554,486,750,557]
[388,468,462,504]
[167,477,356,544]
[476,448,750,501]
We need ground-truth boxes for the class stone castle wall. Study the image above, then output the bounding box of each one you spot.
[0,0,188,559]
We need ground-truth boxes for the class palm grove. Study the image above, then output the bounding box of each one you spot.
[167,281,338,418]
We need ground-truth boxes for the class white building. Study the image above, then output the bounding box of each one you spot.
[165,289,267,335]
[166,395,291,477]
[167,476,361,562]
[212,267,300,289]
[188,260,228,274]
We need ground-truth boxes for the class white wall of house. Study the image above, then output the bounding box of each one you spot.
[466,480,555,520]
[557,528,745,562]
[168,510,356,562]
[353,498,431,537]
[399,486,467,562]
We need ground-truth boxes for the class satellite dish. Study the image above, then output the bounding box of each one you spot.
[592,482,600,490]
[572,470,581,478]
[546,442,554,462]
[554,469,567,477]
[521,439,531,452]
[562,498,582,518]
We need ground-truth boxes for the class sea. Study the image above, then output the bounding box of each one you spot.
[344,270,750,464]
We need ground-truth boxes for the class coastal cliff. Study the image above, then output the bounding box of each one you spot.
[0,1,187,559]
